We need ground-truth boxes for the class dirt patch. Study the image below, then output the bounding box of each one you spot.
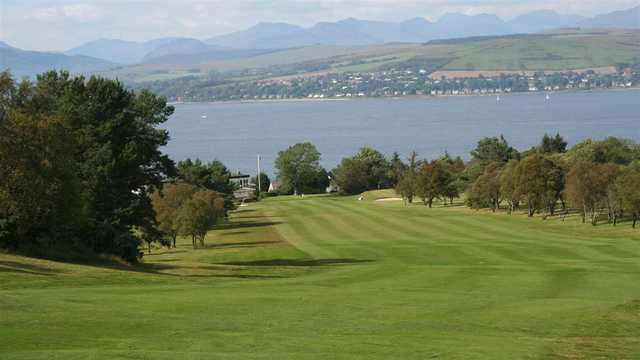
[375,198,403,202]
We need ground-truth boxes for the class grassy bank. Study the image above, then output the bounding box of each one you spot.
[1,193,640,359]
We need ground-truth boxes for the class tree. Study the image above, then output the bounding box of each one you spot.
[565,137,640,166]
[275,142,324,195]
[334,157,370,195]
[438,153,465,205]
[353,147,391,189]
[177,159,236,213]
[514,154,563,217]
[151,182,198,248]
[467,163,502,211]
[565,161,617,225]
[395,171,417,204]
[388,151,407,187]
[177,190,224,248]
[0,111,81,252]
[416,160,452,208]
[394,151,420,204]
[539,133,568,154]
[500,160,520,214]
[253,172,271,198]
[333,147,391,195]
[177,159,212,188]
[0,71,176,262]
[613,169,640,228]
[471,135,518,165]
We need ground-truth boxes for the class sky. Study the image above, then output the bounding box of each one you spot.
[1,0,638,51]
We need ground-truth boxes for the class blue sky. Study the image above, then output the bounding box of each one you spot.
[1,0,638,51]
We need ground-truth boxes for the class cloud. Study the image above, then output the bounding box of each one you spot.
[25,3,99,23]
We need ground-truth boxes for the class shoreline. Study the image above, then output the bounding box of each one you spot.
[168,87,640,106]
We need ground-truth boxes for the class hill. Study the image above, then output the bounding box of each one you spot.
[105,30,640,84]
[580,5,640,29]
[205,12,585,49]
[0,42,115,79]
[65,37,182,64]
[2,194,640,358]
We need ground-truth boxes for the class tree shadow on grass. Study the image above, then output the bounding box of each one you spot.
[201,240,279,250]
[233,209,257,214]
[0,261,61,276]
[219,258,374,267]
[144,249,188,257]
[216,221,283,231]
[129,262,285,279]
[220,231,252,236]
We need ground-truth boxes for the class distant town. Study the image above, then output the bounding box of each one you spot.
[168,64,640,102]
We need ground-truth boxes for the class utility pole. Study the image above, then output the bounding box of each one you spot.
[257,155,262,200]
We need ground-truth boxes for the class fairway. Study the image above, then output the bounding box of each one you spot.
[2,194,640,359]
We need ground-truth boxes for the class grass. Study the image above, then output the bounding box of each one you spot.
[2,193,640,359]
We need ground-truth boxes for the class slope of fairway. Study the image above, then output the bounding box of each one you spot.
[1,195,640,359]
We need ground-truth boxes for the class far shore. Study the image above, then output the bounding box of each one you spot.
[168,86,640,106]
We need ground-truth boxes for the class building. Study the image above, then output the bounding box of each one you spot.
[229,171,256,202]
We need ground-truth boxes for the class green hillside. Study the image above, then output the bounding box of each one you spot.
[2,194,640,359]
[106,30,640,83]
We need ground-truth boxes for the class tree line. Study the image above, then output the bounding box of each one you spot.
[0,71,242,262]
[326,134,640,228]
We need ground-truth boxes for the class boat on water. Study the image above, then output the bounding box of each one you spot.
[201,115,207,119]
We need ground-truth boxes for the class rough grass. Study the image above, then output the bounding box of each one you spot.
[1,194,640,359]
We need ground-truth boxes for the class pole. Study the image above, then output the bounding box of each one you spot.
[257,155,262,199]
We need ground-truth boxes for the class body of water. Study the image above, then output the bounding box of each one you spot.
[164,90,639,176]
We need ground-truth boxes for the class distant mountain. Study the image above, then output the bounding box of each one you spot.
[0,41,14,49]
[508,11,585,33]
[0,42,114,79]
[56,5,640,68]
[579,5,640,29]
[142,38,221,62]
[65,38,180,64]
[205,11,586,49]
[205,23,313,49]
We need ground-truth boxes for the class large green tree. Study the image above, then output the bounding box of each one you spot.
[416,160,453,208]
[333,147,391,195]
[0,111,81,252]
[0,71,175,262]
[177,158,236,213]
[275,142,325,195]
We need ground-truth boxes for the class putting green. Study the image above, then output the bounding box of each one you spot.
[1,193,639,359]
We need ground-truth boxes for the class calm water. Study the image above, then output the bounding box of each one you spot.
[164,90,639,176]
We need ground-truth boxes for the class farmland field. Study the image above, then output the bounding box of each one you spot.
[2,193,640,359]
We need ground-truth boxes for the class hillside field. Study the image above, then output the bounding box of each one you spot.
[103,30,640,83]
[2,193,640,359]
